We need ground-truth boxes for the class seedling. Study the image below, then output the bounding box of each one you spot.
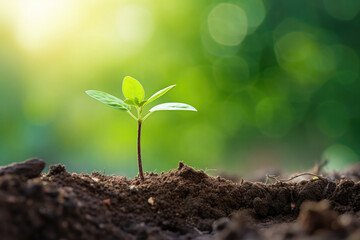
[86,76,197,181]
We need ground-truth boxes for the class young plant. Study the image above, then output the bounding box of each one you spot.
[86,76,197,181]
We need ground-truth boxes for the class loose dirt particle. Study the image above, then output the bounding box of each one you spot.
[129,185,137,192]
[148,197,155,205]
[91,177,100,182]
[103,198,111,205]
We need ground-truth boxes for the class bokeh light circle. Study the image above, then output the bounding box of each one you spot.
[275,30,336,86]
[323,0,360,21]
[208,3,248,46]
[275,31,314,62]
[322,144,358,170]
[237,0,265,34]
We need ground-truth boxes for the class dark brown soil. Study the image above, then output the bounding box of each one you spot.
[0,159,359,240]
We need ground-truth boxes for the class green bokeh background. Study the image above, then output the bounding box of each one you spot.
[0,0,359,176]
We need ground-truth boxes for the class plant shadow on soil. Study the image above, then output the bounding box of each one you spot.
[0,159,360,239]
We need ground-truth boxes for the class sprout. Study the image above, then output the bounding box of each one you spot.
[86,76,197,181]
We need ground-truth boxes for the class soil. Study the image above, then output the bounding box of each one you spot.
[0,159,359,240]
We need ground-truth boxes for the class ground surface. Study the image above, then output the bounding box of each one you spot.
[0,159,359,239]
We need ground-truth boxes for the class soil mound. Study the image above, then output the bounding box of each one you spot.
[0,160,359,239]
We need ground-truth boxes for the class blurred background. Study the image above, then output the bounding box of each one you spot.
[0,0,359,177]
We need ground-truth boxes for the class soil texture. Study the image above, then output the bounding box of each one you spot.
[0,159,359,240]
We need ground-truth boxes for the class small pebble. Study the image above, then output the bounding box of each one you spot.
[103,199,111,205]
[148,197,155,205]
[129,185,137,192]
[91,177,100,182]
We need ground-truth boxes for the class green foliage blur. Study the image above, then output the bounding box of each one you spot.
[0,0,359,176]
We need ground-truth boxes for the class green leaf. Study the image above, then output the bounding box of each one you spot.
[134,97,140,106]
[145,85,176,105]
[122,76,145,103]
[86,90,130,111]
[139,100,147,107]
[124,99,135,105]
[149,102,197,112]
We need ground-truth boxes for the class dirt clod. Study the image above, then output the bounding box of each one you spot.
[298,200,342,234]
[48,164,67,175]
[0,158,45,178]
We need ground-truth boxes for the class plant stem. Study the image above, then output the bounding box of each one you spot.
[127,110,137,120]
[142,112,152,121]
[137,120,145,181]
[266,172,320,183]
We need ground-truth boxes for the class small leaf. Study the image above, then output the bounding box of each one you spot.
[139,100,147,107]
[122,76,145,103]
[145,85,176,105]
[124,99,135,105]
[149,102,197,112]
[86,90,130,111]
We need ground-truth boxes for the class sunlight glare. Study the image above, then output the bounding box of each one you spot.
[15,0,77,52]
